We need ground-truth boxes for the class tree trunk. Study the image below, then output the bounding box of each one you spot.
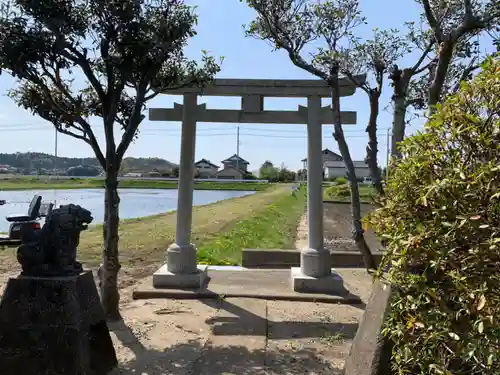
[365,92,384,196]
[100,169,121,321]
[428,40,454,110]
[390,68,412,161]
[334,124,378,271]
[330,69,377,272]
[391,95,407,160]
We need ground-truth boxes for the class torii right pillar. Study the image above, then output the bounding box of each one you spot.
[291,95,346,295]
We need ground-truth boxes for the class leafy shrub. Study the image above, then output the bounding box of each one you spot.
[324,185,336,198]
[324,184,350,199]
[368,57,500,375]
[334,176,348,185]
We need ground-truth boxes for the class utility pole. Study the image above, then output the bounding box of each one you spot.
[386,128,390,181]
[236,126,240,174]
[54,128,58,177]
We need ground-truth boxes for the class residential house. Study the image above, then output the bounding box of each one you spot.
[215,154,249,179]
[194,159,219,178]
[301,148,370,180]
[301,148,343,169]
[221,154,249,172]
[123,172,143,177]
[323,160,370,179]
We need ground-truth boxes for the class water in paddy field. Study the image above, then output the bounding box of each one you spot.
[0,188,255,233]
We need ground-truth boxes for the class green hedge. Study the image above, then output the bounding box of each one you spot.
[368,57,500,374]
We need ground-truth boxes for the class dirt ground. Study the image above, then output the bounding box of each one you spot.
[107,268,373,375]
[295,202,380,252]
[0,266,374,375]
[108,296,365,374]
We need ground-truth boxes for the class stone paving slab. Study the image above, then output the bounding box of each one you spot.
[191,298,268,375]
[132,268,373,305]
[241,249,384,269]
[108,299,215,374]
[266,300,361,374]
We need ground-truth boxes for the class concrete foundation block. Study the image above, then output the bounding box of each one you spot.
[0,271,117,375]
[291,267,346,295]
[153,264,208,289]
[343,280,394,375]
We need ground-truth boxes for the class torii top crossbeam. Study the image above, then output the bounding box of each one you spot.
[149,76,366,125]
[156,76,366,97]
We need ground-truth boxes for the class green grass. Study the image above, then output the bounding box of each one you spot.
[0,177,269,191]
[196,186,307,265]
[0,185,300,286]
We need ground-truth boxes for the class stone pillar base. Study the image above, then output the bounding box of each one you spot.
[166,243,198,274]
[291,267,346,295]
[300,248,332,277]
[153,264,208,289]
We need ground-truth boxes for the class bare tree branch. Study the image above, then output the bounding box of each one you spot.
[412,40,436,73]
[59,45,106,101]
[451,55,483,92]
[463,0,473,19]
[116,86,147,161]
[422,0,443,41]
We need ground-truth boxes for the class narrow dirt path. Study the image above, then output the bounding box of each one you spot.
[294,212,308,250]
[293,202,380,252]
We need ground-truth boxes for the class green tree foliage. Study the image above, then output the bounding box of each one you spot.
[171,166,180,178]
[278,167,296,183]
[259,161,296,182]
[67,165,100,177]
[368,57,500,375]
[259,161,278,181]
[390,0,499,159]
[0,0,220,320]
[0,153,177,175]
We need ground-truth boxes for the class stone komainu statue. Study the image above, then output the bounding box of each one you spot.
[17,204,93,277]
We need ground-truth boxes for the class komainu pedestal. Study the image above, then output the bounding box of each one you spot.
[0,271,118,375]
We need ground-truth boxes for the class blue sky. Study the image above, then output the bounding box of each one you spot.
[0,0,439,171]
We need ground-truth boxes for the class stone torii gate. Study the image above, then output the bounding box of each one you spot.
[148,76,365,294]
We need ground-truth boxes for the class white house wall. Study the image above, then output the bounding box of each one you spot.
[324,165,371,179]
[323,160,367,168]
[194,161,219,178]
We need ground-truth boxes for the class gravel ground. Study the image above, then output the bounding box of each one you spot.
[295,202,381,252]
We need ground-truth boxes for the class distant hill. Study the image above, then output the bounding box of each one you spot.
[121,157,177,174]
[0,152,177,175]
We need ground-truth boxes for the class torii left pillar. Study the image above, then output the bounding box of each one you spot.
[153,93,208,288]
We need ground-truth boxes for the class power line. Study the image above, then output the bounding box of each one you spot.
[0,125,234,133]
[0,126,387,138]
[239,132,372,139]
[0,129,381,139]
[0,128,385,141]
[239,126,391,133]
[1,123,389,134]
